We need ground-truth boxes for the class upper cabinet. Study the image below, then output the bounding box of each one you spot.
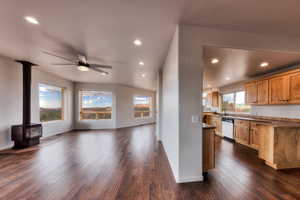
[289,72,300,104]
[245,69,300,105]
[206,91,219,107]
[257,80,269,104]
[245,82,257,104]
[245,80,269,105]
[269,75,289,104]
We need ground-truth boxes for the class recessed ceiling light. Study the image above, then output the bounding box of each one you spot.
[77,66,89,72]
[225,77,231,81]
[211,58,219,64]
[142,73,146,77]
[24,16,39,25]
[134,39,142,46]
[101,72,108,76]
[139,61,145,66]
[260,62,269,67]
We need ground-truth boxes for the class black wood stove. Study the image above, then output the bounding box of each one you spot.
[11,61,42,148]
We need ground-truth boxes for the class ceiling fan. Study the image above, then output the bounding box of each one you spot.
[43,51,112,75]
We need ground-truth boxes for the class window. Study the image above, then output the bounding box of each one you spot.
[235,91,251,113]
[222,91,250,113]
[133,95,152,118]
[80,91,112,120]
[39,84,64,122]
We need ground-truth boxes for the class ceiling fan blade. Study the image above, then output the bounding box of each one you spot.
[51,63,76,66]
[43,51,75,62]
[78,55,87,64]
[90,66,109,75]
[89,64,112,69]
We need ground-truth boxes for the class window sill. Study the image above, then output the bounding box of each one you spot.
[41,120,65,124]
[79,119,113,121]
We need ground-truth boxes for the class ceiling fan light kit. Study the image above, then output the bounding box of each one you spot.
[43,51,112,74]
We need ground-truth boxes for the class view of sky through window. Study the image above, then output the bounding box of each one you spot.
[39,84,62,108]
[81,91,112,108]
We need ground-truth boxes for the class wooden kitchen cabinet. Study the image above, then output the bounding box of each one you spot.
[269,75,290,104]
[234,120,250,146]
[206,91,219,107]
[211,91,219,107]
[249,122,260,150]
[203,113,222,136]
[244,68,300,105]
[257,80,269,104]
[289,72,300,104]
[245,82,258,104]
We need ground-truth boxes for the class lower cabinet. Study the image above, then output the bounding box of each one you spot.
[234,120,260,150]
[234,120,250,146]
[205,114,222,136]
[249,122,260,150]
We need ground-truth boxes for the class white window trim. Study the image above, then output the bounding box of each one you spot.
[79,90,113,121]
[133,95,152,119]
[39,83,65,123]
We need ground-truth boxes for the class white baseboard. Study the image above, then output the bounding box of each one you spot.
[0,143,14,151]
[176,175,204,183]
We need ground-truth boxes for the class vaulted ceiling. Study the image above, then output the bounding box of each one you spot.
[1,0,300,90]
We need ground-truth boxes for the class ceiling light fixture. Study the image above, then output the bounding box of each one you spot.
[77,66,89,72]
[225,77,231,81]
[142,73,146,77]
[139,61,145,66]
[24,16,39,25]
[211,58,219,64]
[134,39,142,46]
[260,62,269,67]
[101,72,108,76]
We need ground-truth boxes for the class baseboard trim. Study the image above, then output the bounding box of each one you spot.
[176,175,204,183]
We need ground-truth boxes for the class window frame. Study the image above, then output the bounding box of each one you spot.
[133,95,152,119]
[221,90,250,113]
[39,83,65,123]
[79,90,113,121]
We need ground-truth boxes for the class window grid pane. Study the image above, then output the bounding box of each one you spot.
[133,95,151,118]
[39,84,63,122]
[80,91,112,120]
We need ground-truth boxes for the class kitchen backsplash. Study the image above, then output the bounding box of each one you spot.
[251,105,300,119]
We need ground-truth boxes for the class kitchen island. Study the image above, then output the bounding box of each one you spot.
[203,123,215,172]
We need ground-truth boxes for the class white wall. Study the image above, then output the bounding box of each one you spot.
[115,85,156,128]
[74,83,156,130]
[0,56,74,150]
[161,28,180,180]
[178,27,203,183]
[0,56,22,150]
[31,69,74,138]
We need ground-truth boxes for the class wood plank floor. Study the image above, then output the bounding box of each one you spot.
[1,124,300,200]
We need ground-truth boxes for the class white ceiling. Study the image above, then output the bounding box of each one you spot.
[2,0,300,90]
[203,46,300,89]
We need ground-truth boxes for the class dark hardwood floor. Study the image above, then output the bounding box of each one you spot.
[1,124,300,200]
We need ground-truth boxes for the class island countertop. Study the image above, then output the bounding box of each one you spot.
[202,123,216,129]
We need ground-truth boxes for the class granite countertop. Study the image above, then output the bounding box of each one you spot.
[202,123,216,129]
[225,115,300,128]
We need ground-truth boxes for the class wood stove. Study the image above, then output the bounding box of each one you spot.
[11,61,42,148]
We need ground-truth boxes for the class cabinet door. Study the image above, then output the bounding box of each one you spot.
[250,122,259,150]
[245,82,258,104]
[212,92,219,107]
[289,72,300,104]
[234,120,250,145]
[257,80,269,104]
[269,75,290,104]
